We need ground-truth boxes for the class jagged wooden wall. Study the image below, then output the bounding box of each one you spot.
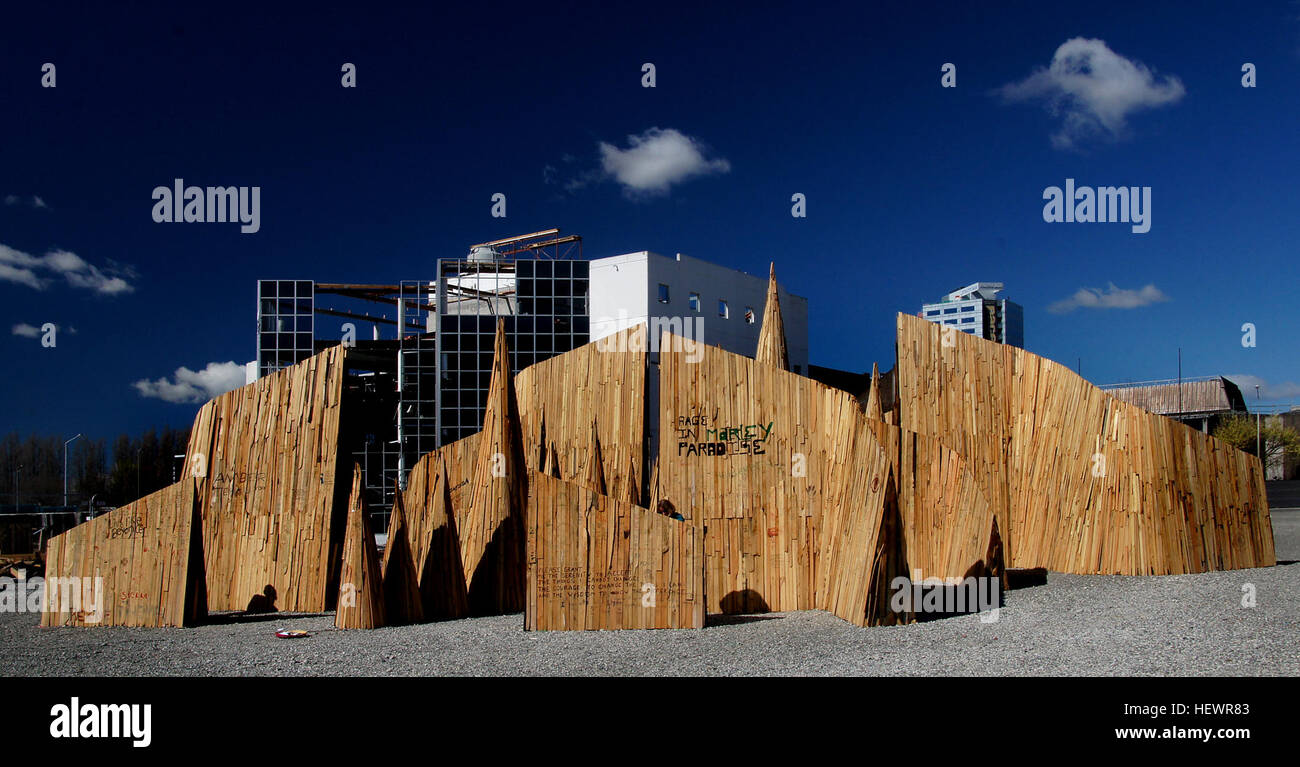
[42,480,206,628]
[525,471,704,630]
[895,313,1274,575]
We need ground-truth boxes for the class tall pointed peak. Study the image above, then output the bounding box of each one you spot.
[865,362,883,421]
[381,479,423,625]
[756,262,789,371]
[336,463,386,629]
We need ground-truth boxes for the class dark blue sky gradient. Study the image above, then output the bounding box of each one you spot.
[2,1,1298,441]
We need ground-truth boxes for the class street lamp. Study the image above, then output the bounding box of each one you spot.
[63,433,83,507]
[1255,385,1262,462]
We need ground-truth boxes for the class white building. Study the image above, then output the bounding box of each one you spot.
[920,281,1024,348]
[588,251,810,372]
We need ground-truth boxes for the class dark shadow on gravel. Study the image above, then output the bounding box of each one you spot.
[203,611,328,626]
[1006,568,1048,590]
[706,614,783,626]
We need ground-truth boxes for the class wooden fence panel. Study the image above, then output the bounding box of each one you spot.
[895,313,1274,575]
[525,471,704,630]
[42,480,205,628]
[186,345,348,612]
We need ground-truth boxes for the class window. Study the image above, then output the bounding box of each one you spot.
[689,292,701,312]
[658,284,670,303]
[718,299,729,319]
[744,307,755,324]
[943,307,958,314]
[926,310,940,316]
[960,305,974,312]
[945,319,957,325]
[961,317,974,324]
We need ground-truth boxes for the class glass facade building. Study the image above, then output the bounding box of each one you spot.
[256,280,316,378]
[435,258,589,445]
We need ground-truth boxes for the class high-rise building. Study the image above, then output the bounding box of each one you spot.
[920,281,1023,348]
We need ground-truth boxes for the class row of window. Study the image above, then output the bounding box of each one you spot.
[942,317,977,325]
[925,305,977,317]
[658,284,757,324]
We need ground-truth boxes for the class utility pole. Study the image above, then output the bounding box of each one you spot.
[1177,348,1182,416]
[63,433,83,507]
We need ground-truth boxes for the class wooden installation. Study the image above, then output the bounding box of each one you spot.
[40,266,1275,633]
[458,320,528,614]
[525,471,704,630]
[397,450,470,620]
[895,312,1274,575]
[754,263,789,370]
[656,332,904,622]
[42,480,206,628]
[514,324,646,505]
[869,421,1005,584]
[186,345,349,613]
[864,363,883,421]
[380,482,424,625]
[336,465,385,629]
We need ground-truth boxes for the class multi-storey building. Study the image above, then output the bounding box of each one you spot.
[920,281,1023,348]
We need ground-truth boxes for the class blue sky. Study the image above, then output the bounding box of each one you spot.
[2,0,1298,441]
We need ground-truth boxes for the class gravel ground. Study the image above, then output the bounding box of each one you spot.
[3,510,1296,677]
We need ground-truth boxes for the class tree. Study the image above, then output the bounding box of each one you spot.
[1213,415,1300,468]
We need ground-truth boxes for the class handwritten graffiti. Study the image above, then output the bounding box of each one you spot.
[674,410,774,457]
[108,514,147,539]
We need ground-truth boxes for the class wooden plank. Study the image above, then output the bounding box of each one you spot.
[894,312,1275,575]
[525,471,703,630]
[41,480,204,628]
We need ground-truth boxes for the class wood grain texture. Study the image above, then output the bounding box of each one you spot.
[459,320,528,614]
[755,262,789,371]
[525,471,704,630]
[399,444,471,620]
[380,481,424,625]
[656,332,902,621]
[186,345,348,613]
[895,312,1274,575]
[336,464,385,629]
[514,324,646,505]
[41,480,206,628]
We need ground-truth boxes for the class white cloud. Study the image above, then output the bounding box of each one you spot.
[133,361,249,404]
[11,322,42,338]
[997,38,1185,149]
[597,127,730,196]
[1222,375,1300,402]
[1047,282,1170,314]
[3,194,50,209]
[0,243,135,294]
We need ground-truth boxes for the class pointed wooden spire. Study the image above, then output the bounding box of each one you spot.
[864,362,883,421]
[462,319,528,614]
[420,454,468,620]
[381,480,424,625]
[755,262,789,370]
[583,420,607,495]
[336,464,386,629]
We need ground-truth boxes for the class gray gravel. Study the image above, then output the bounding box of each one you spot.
[4,510,1296,676]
